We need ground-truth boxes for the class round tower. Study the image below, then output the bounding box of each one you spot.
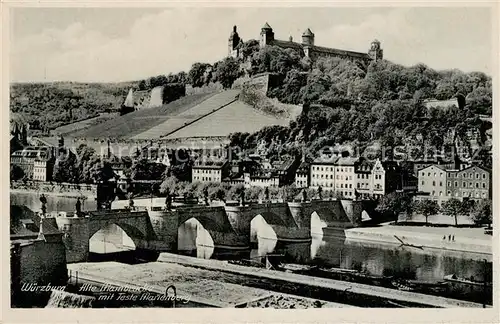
[368,39,383,61]
[301,28,315,46]
[260,22,274,48]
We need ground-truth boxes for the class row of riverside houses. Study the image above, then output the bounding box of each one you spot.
[190,148,491,203]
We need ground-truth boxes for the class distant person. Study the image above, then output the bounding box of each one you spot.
[448,235,451,241]
[443,235,446,240]
[452,235,455,241]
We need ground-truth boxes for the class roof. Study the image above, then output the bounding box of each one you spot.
[456,164,491,175]
[193,160,228,169]
[10,205,62,239]
[262,22,272,29]
[312,156,339,165]
[302,28,314,36]
[271,158,295,171]
[336,157,359,166]
[418,164,447,173]
[423,98,458,109]
[270,39,304,51]
[310,45,370,60]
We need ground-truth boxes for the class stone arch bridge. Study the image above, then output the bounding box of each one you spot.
[55,199,371,263]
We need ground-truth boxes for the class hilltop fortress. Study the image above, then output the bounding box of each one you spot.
[229,22,383,66]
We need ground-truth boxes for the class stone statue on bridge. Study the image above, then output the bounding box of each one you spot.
[264,187,270,202]
[129,197,135,210]
[302,189,307,202]
[239,187,246,206]
[75,197,82,217]
[318,186,323,200]
[39,194,47,216]
[165,191,172,210]
[354,189,360,200]
[203,188,209,206]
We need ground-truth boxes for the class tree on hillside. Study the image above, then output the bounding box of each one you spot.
[214,57,242,89]
[239,39,260,60]
[441,198,463,226]
[471,199,492,228]
[188,63,212,88]
[413,199,440,225]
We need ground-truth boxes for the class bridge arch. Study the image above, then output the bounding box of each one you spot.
[88,222,145,254]
[178,217,215,259]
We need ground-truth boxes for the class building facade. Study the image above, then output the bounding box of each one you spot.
[446,165,491,201]
[11,147,55,181]
[192,161,230,183]
[417,164,491,203]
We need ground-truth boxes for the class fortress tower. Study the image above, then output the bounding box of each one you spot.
[228,25,242,58]
[368,39,383,61]
[259,22,275,48]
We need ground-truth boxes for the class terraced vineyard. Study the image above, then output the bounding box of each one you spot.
[69,92,216,139]
[52,113,118,136]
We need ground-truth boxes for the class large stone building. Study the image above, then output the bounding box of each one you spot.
[10,147,55,181]
[228,23,383,66]
[354,159,402,199]
[417,164,491,203]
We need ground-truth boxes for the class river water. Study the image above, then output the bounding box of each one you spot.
[11,192,492,304]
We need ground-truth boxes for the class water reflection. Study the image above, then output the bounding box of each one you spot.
[11,193,96,213]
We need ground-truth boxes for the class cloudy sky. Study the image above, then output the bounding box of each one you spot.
[9,7,494,82]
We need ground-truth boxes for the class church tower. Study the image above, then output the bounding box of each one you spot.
[368,39,383,61]
[259,22,274,48]
[228,25,241,58]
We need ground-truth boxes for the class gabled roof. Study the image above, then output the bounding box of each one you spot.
[262,22,272,30]
[456,164,491,175]
[418,164,447,173]
[302,28,314,36]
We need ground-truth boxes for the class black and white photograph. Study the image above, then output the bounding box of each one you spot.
[4,3,497,316]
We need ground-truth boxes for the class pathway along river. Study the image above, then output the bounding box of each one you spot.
[11,193,492,305]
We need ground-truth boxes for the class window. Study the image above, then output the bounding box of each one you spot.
[349,184,352,188]
[475,183,479,188]
[470,182,473,188]
[455,181,458,187]
[483,183,486,188]
[463,182,466,187]
[439,181,442,186]
[482,192,486,198]
[447,191,451,195]
[330,175,333,179]
[432,191,435,195]
[476,174,479,179]
[341,184,344,188]
[439,191,442,196]
[482,174,486,179]
[422,180,425,185]
[448,181,451,187]
[432,181,436,186]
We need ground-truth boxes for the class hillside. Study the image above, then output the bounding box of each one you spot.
[9,82,137,132]
[70,92,216,139]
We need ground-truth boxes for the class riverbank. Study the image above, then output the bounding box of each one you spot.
[345,224,492,257]
[67,262,351,308]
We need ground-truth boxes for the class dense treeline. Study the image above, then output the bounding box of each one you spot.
[10,82,135,133]
[228,43,492,166]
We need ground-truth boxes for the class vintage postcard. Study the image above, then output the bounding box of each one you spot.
[2,1,499,323]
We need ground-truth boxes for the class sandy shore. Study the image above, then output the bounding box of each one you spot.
[345,224,492,257]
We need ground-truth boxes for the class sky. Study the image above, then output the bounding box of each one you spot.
[9,7,494,83]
